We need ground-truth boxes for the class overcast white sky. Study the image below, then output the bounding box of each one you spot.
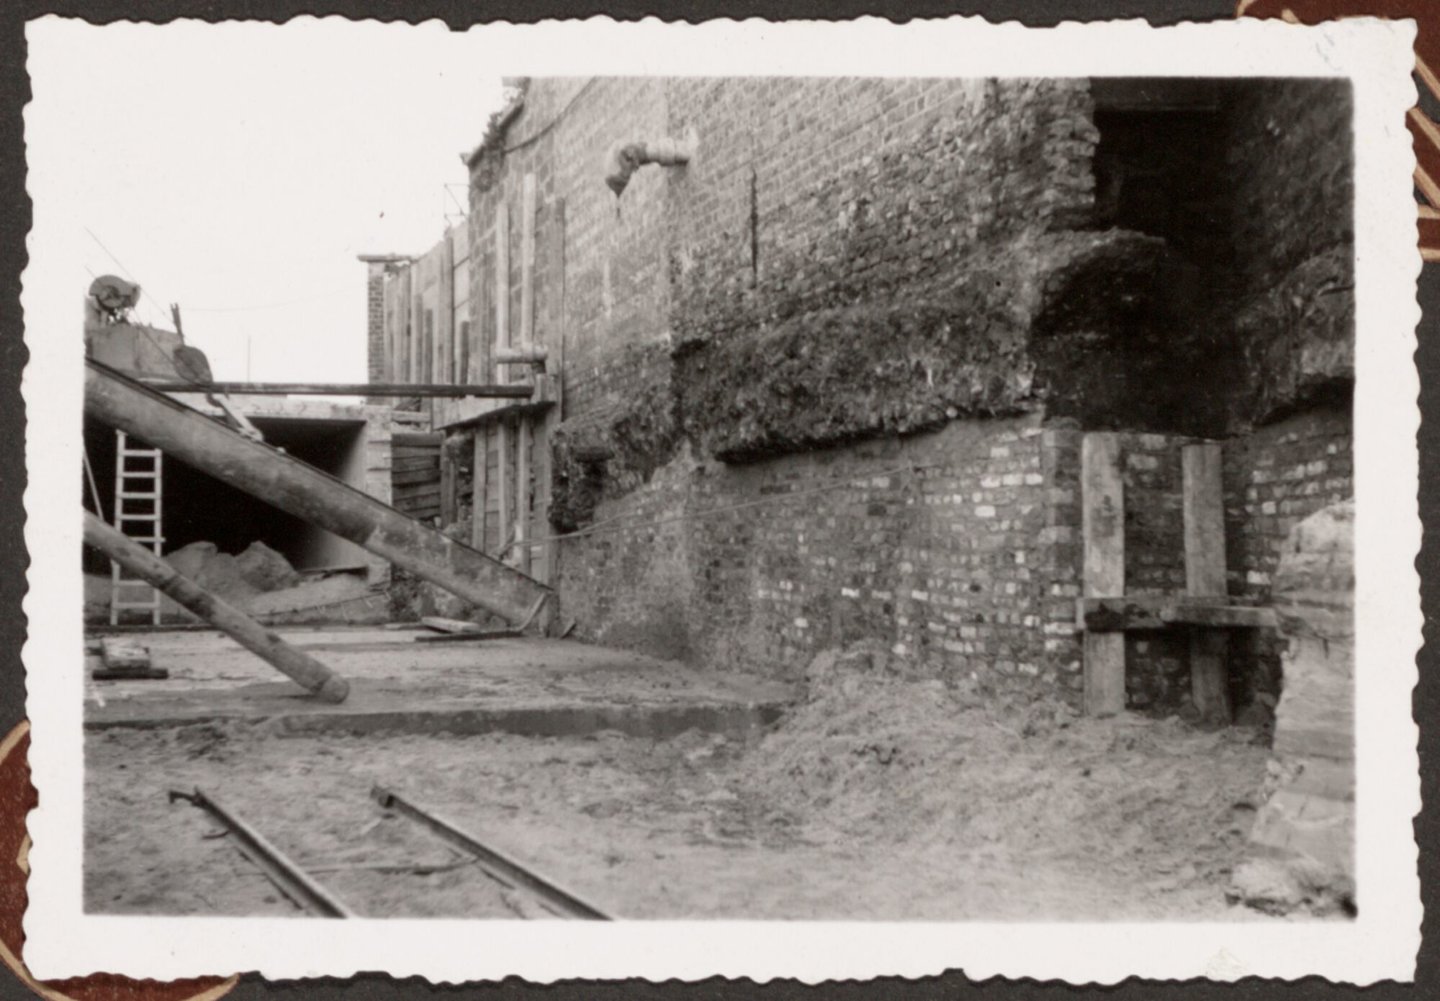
[26,17,504,384]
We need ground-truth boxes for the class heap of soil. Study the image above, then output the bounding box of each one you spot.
[743,642,1271,897]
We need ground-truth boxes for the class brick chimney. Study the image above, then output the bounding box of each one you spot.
[357,254,411,397]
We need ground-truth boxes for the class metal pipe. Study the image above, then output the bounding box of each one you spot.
[138,380,534,399]
[372,785,612,920]
[169,787,354,918]
[86,359,553,626]
[84,511,350,702]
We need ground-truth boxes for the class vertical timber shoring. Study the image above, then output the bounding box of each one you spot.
[495,202,511,557]
[1082,433,1126,716]
[472,427,489,551]
[439,234,455,386]
[1183,443,1232,722]
[399,266,413,387]
[536,197,566,589]
[516,173,537,575]
[409,268,424,386]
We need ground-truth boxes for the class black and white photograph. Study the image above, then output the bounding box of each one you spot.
[20,14,1422,985]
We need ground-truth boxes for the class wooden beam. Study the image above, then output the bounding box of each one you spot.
[141,381,532,398]
[438,231,455,384]
[83,511,348,702]
[1183,442,1231,722]
[1081,432,1125,716]
[1078,596,1279,631]
[498,420,511,556]
[472,427,488,552]
[495,202,510,363]
[520,173,536,350]
[537,197,566,607]
[517,416,533,576]
[420,615,482,635]
[439,434,463,526]
[410,270,425,384]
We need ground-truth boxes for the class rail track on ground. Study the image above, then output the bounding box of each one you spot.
[169,784,612,920]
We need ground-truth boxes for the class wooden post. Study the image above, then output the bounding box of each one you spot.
[83,511,349,703]
[520,173,536,351]
[439,434,463,527]
[1082,433,1126,716]
[537,198,565,594]
[438,234,455,385]
[494,204,510,367]
[498,420,512,557]
[1183,442,1232,723]
[471,427,489,552]
[517,416,533,575]
[399,266,413,384]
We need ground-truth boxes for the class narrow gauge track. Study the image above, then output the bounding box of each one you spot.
[169,785,613,920]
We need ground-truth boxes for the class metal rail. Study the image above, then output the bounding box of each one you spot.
[169,787,354,918]
[372,785,612,920]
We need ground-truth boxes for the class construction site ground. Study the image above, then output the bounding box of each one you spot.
[86,627,1296,921]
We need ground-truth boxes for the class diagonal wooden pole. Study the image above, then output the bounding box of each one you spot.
[83,511,349,703]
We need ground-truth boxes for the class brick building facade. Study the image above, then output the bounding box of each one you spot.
[371,76,1354,714]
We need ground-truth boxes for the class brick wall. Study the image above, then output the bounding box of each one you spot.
[1215,80,1354,707]
[561,414,1090,697]
[439,76,1355,714]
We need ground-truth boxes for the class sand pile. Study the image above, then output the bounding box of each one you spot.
[743,642,1269,887]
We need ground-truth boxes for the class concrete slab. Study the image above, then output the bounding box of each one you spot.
[84,626,794,739]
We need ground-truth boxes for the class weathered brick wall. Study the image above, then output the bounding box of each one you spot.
[1217,81,1354,709]
[1222,404,1354,704]
[451,76,1354,715]
[561,414,1089,697]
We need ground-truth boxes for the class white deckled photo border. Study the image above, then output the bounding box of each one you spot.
[20,13,1423,985]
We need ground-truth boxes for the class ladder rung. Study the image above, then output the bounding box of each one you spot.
[115,513,161,521]
[119,451,162,459]
[119,469,159,477]
[117,493,159,500]
[112,600,161,609]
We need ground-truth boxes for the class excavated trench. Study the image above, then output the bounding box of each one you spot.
[84,631,1291,921]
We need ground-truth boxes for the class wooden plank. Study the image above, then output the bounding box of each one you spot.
[439,435,460,526]
[520,173,536,351]
[439,230,455,385]
[1183,442,1231,723]
[392,468,442,487]
[393,432,444,447]
[495,202,510,363]
[410,269,425,384]
[498,420,511,555]
[420,615,482,635]
[1183,443,1227,595]
[398,267,412,384]
[1078,596,1279,631]
[539,197,566,596]
[472,428,489,552]
[414,628,522,644]
[1081,432,1125,716]
[517,416,533,575]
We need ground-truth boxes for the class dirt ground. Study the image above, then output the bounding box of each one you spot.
[86,643,1291,922]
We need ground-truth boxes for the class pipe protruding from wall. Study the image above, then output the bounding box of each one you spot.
[604,129,698,197]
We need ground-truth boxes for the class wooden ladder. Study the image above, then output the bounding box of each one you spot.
[109,430,164,626]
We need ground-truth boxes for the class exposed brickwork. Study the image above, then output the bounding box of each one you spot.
[424,76,1357,715]
[1222,405,1354,704]
[561,415,1089,697]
